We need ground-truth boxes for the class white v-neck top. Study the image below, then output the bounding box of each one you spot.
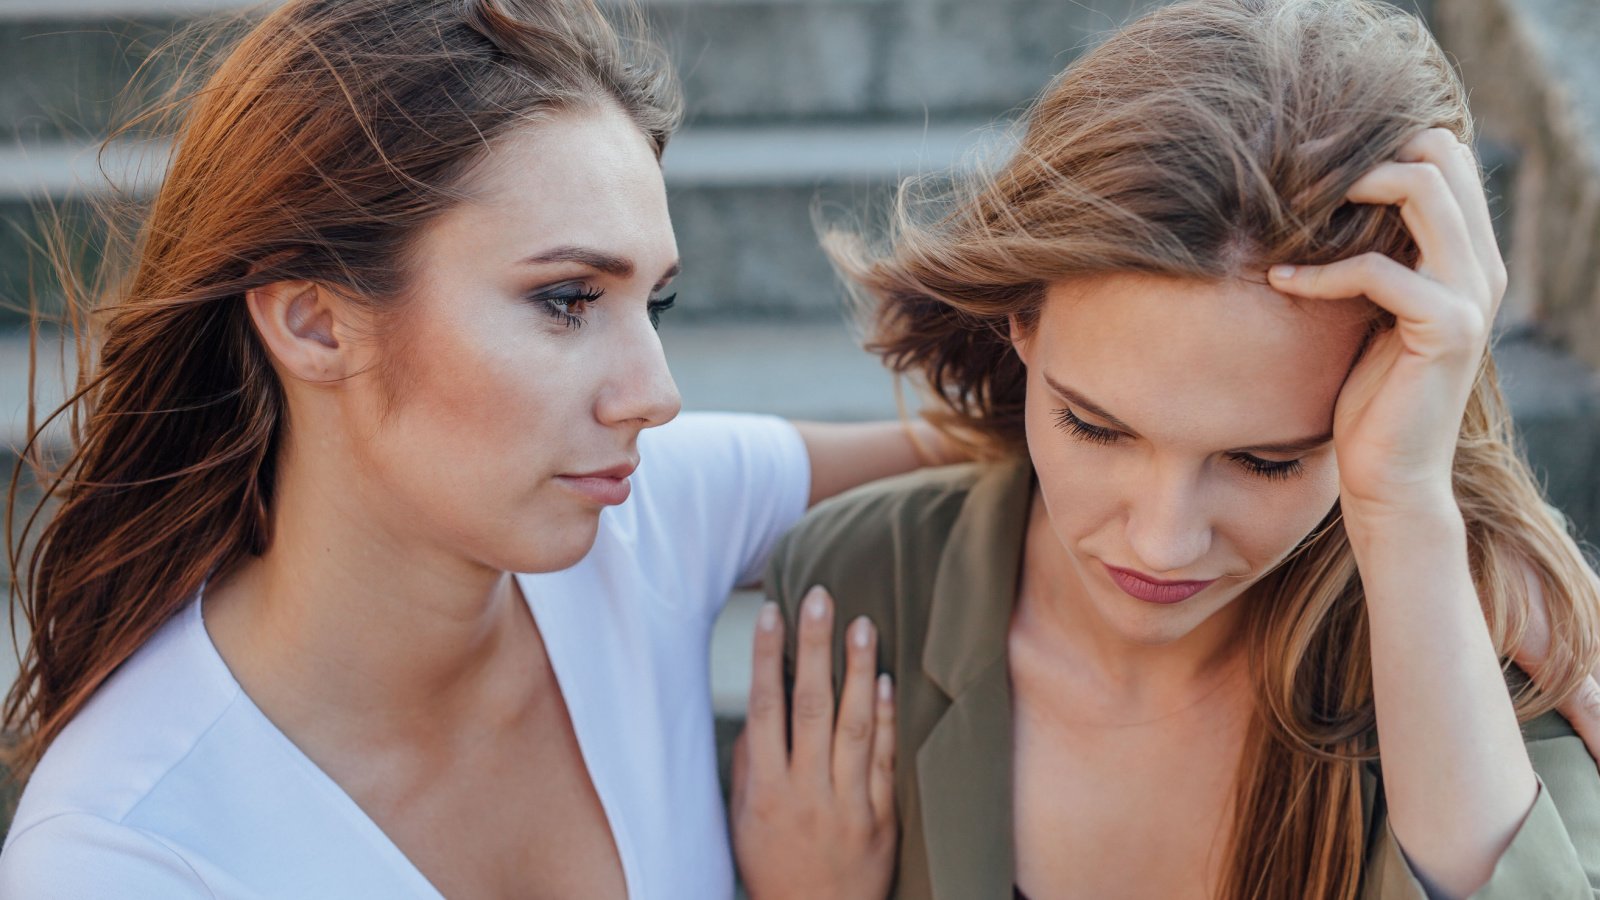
[0,412,811,899]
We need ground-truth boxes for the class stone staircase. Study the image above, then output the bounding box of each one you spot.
[0,0,1174,686]
[1,0,1595,838]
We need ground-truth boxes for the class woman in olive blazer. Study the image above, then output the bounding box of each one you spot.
[762,461,1600,898]
[727,1,1600,898]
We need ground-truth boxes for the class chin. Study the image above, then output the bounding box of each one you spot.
[496,511,605,575]
[1099,595,1216,647]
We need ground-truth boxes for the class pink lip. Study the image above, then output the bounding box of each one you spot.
[556,461,637,506]
[1102,563,1217,605]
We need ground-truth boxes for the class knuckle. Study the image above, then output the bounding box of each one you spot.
[1441,305,1488,348]
[1490,261,1509,297]
[1415,127,1459,156]
[1582,682,1600,719]
[745,788,786,822]
[1355,252,1390,281]
[838,716,873,744]
[875,750,896,775]
[792,690,833,721]
[747,688,782,720]
[1414,161,1450,194]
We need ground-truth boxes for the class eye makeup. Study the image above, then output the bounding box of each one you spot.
[647,293,676,330]
[530,281,604,329]
[1051,406,1306,481]
[528,281,679,332]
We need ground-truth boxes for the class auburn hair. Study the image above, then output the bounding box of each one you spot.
[826,0,1600,896]
[5,0,680,779]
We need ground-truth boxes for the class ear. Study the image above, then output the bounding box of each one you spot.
[245,281,350,382]
[1008,313,1034,368]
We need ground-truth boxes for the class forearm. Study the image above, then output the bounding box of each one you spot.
[793,419,961,507]
[1350,498,1538,898]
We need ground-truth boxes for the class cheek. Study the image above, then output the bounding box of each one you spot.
[1224,459,1342,572]
[1024,402,1123,538]
[358,298,589,496]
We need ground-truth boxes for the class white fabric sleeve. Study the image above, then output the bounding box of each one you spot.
[633,412,811,613]
[0,813,214,899]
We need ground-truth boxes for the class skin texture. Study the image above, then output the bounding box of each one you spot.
[1003,274,1368,900]
[1000,271,1371,899]
[202,103,954,900]
[1268,129,1534,897]
[732,591,899,900]
[739,129,1600,900]
[206,105,679,899]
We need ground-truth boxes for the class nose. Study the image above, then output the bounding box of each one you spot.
[595,314,681,429]
[1123,461,1213,577]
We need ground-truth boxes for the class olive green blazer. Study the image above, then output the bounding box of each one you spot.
[766,460,1600,900]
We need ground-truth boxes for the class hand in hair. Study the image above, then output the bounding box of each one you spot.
[1269,127,1540,897]
[730,587,897,900]
[1267,128,1507,519]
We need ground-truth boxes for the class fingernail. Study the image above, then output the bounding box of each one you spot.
[758,601,779,632]
[851,616,872,649]
[804,587,828,620]
[878,673,894,701]
[1270,264,1296,280]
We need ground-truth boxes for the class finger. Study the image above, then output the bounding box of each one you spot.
[744,601,789,781]
[1556,675,1600,774]
[868,673,898,826]
[790,585,837,783]
[1396,129,1506,302]
[1510,561,1555,672]
[831,616,879,804]
[1345,161,1483,300]
[1268,254,1484,356]
[730,730,750,811]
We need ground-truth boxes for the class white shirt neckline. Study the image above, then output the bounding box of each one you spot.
[189,582,641,898]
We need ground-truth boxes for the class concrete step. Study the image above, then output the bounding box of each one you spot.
[0,0,1171,145]
[0,121,1007,326]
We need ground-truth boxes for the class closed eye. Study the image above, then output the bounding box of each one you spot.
[1053,406,1123,445]
[1228,453,1304,481]
[1056,406,1307,481]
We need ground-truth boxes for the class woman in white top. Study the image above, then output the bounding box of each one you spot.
[0,1,921,897]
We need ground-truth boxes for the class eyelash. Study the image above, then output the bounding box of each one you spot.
[535,284,605,329]
[648,293,676,330]
[1052,407,1305,482]
[532,286,678,331]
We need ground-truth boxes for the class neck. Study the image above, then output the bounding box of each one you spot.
[203,439,535,738]
[1015,491,1248,715]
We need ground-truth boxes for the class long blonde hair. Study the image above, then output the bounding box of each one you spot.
[826,0,1600,896]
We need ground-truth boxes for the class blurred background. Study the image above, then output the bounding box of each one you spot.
[2,0,1599,806]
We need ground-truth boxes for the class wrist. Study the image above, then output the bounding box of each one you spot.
[1342,491,1466,558]
[1340,480,1459,531]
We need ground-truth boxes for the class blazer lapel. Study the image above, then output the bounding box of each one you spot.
[915,460,1034,900]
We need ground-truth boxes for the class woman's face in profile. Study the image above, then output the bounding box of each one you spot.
[1011,273,1372,646]
[339,105,683,576]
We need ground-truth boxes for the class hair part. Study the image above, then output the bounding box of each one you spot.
[827,0,1600,896]
[5,0,681,781]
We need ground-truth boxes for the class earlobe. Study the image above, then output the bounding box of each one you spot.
[246,280,344,380]
[1008,314,1032,367]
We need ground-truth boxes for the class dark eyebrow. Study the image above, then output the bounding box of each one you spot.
[1233,431,1334,456]
[1042,373,1138,433]
[522,246,634,278]
[1042,372,1334,456]
[523,246,680,290]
